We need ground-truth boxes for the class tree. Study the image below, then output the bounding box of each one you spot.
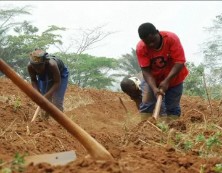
[55,25,114,55]
[2,21,65,78]
[183,62,205,97]
[0,6,66,78]
[202,13,222,85]
[55,52,119,89]
[0,6,119,89]
[0,6,31,60]
[52,25,119,89]
[118,48,141,76]
[200,13,222,99]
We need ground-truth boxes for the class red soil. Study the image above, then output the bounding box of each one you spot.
[0,77,222,173]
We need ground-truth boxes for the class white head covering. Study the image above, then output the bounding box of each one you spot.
[128,77,141,90]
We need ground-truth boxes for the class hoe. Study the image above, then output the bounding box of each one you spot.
[0,59,113,166]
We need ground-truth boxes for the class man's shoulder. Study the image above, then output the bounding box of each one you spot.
[48,57,57,63]
[48,55,59,60]
[160,31,179,40]
[48,56,63,63]
[136,40,146,50]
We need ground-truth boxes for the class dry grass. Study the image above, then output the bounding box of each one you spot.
[64,94,94,111]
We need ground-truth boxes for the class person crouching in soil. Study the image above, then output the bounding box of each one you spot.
[121,23,189,121]
[135,22,189,120]
[27,49,69,119]
[120,72,155,121]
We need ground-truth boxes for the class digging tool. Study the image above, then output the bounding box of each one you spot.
[119,97,128,113]
[31,106,40,122]
[152,94,163,120]
[25,150,77,166]
[0,59,113,161]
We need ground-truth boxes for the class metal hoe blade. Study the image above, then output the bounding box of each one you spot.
[25,150,77,166]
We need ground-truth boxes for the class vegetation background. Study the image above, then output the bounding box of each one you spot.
[0,5,222,100]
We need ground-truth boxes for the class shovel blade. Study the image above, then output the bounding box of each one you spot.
[25,150,76,166]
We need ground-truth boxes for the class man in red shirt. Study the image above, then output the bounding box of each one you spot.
[136,22,189,119]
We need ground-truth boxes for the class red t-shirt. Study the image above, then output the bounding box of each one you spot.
[136,31,189,87]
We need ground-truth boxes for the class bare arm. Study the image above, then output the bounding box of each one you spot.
[129,90,142,110]
[159,63,184,92]
[27,63,40,92]
[44,59,61,99]
[141,66,160,96]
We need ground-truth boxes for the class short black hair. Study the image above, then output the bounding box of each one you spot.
[120,76,142,100]
[120,75,135,93]
[138,22,158,39]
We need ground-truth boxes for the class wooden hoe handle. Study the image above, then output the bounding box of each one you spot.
[0,59,113,161]
[31,106,40,122]
[152,94,163,120]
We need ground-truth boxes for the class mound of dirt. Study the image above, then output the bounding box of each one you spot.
[1,77,222,173]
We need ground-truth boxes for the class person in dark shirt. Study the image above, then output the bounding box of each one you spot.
[27,49,69,117]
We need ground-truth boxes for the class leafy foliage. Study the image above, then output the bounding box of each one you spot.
[56,52,119,89]
[0,153,26,173]
[201,13,222,99]
[0,7,65,79]
[183,62,205,97]
[0,6,31,60]
[3,22,65,78]
[203,14,222,65]
[2,6,221,93]
[118,48,141,75]
[214,164,222,173]
[0,6,120,89]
